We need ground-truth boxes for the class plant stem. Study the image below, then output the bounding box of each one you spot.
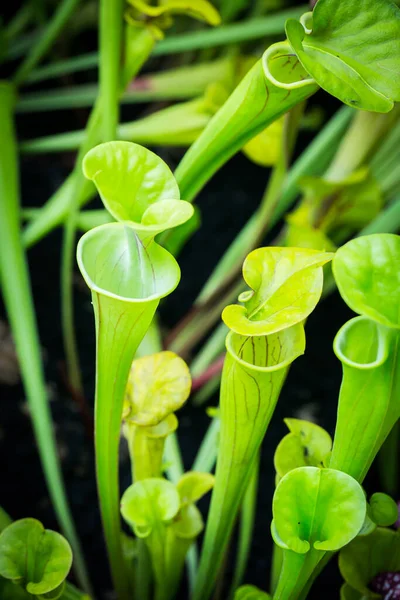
[0,505,12,533]
[273,549,323,600]
[378,420,399,496]
[0,81,91,595]
[229,452,259,598]
[191,417,220,473]
[13,0,80,86]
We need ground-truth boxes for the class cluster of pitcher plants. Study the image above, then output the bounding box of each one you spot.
[1,0,400,598]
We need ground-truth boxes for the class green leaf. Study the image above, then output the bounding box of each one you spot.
[127,0,221,26]
[0,519,72,596]
[83,141,193,232]
[124,351,191,426]
[285,0,400,112]
[339,528,400,597]
[369,493,399,527]
[0,577,31,599]
[222,247,333,336]
[234,585,272,600]
[272,467,366,553]
[77,223,181,301]
[242,118,283,167]
[274,418,332,479]
[333,234,400,329]
[177,472,215,507]
[121,479,180,538]
[330,316,400,482]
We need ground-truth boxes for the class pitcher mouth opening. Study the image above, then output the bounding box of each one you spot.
[333,316,391,370]
[77,222,180,303]
[225,323,305,373]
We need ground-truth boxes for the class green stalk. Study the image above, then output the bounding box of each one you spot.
[17,58,232,112]
[272,549,323,600]
[173,62,317,204]
[193,327,305,600]
[0,82,91,594]
[229,452,260,598]
[0,506,12,533]
[191,417,220,473]
[25,52,99,84]
[329,318,400,484]
[13,0,81,86]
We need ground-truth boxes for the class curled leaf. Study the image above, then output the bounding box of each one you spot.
[124,351,191,426]
[333,234,400,329]
[83,141,193,233]
[222,247,333,336]
[272,467,366,553]
[285,0,400,112]
[177,472,215,507]
[0,519,72,597]
[121,479,180,538]
[262,42,315,90]
[274,418,332,478]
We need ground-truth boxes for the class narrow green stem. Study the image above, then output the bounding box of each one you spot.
[229,452,260,598]
[273,549,323,600]
[0,505,12,533]
[13,0,80,86]
[191,418,220,473]
[0,82,91,594]
[136,538,153,600]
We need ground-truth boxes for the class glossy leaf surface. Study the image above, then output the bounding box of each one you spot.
[330,317,400,482]
[124,351,191,426]
[272,467,366,553]
[83,142,193,232]
[0,519,72,596]
[222,247,333,336]
[333,234,400,329]
[274,418,332,478]
[285,0,400,111]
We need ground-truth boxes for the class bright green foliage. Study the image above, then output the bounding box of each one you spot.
[234,585,272,600]
[177,472,215,507]
[330,235,400,483]
[272,467,366,553]
[284,0,400,111]
[339,528,400,598]
[122,474,214,600]
[0,519,72,599]
[274,418,332,479]
[123,351,191,481]
[121,478,180,538]
[83,142,193,232]
[222,247,333,336]
[124,351,191,426]
[77,141,192,600]
[333,234,400,329]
